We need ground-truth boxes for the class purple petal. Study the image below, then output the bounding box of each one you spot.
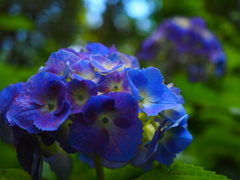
[44,50,80,75]
[78,51,96,60]
[33,100,71,131]
[124,54,140,68]
[109,45,119,54]
[98,70,129,93]
[107,92,139,128]
[71,60,96,80]
[7,93,41,133]
[66,79,97,113]
[69,113,109,153]
[83,95,115,123]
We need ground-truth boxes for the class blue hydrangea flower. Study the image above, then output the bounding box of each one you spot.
[7,72,71,133]
[69,92,143,162]
[137,16,226,82]
[1,41,193,176]
[127,67,179,116]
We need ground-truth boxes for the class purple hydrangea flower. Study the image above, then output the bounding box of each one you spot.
[7,72,71,133]
[69,92,143,162]
[137,16,226,82]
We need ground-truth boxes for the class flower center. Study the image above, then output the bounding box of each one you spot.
[78,94,84,101]
[102,117,109,124]
[113,85,119,90]
[48,101,55,111]
[139,97,144,103]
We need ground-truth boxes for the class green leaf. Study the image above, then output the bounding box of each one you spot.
[0,169,31,180]
[136,163,231,180]
[0,13,34,31]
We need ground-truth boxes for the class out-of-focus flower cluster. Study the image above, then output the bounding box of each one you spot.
[137,17,226,82]
[0,42,192,178]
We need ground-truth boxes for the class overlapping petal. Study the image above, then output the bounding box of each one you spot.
[70,60,96,80]
[44,49,80,76]
[98,69,130,93]
[66,79,97,113]
[90,55,123,75]
[69,92,142,162]
[128,67,179,116]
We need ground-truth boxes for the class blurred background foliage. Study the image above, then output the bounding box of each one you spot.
[0,0,240,179]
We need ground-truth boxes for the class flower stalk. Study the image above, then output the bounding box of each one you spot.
[93,154,105,180]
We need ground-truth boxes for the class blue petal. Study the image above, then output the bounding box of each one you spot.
[26,72,63,106]
[86,42,110,56]
[141,87,179,116]
[7,93,41,133]
[155,143,176,166]
[0,82,26,119]
[163,126,193,154]
[100,119,143,162]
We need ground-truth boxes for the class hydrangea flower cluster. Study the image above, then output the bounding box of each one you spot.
[137,16,226,82]
[0,42,192,179]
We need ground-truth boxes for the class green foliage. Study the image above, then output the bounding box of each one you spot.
[0,169,31,180]
[0,13,34,31]
[136,163,231,180]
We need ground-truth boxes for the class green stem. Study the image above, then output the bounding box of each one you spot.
[93,154,105,180]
